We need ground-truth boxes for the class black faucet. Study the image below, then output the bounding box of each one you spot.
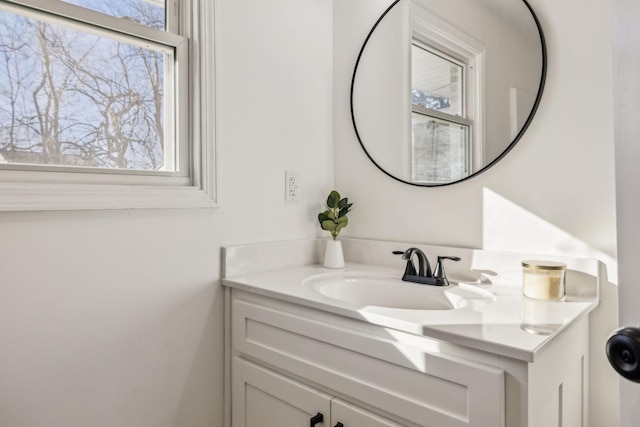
[392,248,460,286]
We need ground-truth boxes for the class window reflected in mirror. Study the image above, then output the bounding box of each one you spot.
[411,43,462,114]
[411,42,473,183]
[412,113,469,183]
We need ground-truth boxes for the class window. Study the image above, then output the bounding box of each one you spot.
[0,0,217,210]
[408,4,484,185]
[411,42,473,184]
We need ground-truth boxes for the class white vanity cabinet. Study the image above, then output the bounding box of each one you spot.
[228,289,511,427]
[226,288,590,427]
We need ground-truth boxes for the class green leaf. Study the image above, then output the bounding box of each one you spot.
[337,216,348,226]
[338,198,349,209]
[326,210,336,220]
[318,212,330,225]
[326,193,335,209]
[321,220,337,231]
[338,207,350,218]
[327,190,340,209]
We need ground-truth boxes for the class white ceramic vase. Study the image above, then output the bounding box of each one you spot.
[323,239,345,269]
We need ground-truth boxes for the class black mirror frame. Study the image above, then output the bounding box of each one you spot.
[350,0,547,187]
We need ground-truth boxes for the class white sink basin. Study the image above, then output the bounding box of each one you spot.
[304,271,495,310]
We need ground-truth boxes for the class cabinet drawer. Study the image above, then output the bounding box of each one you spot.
[231,292,505,427]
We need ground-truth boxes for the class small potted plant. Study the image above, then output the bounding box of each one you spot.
[318,190,352,268]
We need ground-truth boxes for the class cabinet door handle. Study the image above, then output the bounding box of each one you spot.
[310,412,324,427]
[334,423,344,427]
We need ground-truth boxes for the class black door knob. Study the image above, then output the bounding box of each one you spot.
[606,326,640,382]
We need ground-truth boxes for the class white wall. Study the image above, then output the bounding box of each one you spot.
[0,0,334,425]
[335,0,619,424]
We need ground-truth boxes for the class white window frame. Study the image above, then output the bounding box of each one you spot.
[410,41,474,182]
[0,0,218,211]
[411,3,484,175]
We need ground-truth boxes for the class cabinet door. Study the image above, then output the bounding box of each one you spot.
[232,357,331,427]
[331,398,406,427]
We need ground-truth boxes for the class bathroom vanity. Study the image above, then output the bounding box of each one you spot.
[222,238,601,427]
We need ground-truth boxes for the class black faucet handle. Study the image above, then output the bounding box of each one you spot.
[392,250,417,276]
[433,256,461,285]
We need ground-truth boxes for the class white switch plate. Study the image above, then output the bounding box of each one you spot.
[285,171,299,202]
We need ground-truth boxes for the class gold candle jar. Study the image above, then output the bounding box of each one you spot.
[522,260,566,301]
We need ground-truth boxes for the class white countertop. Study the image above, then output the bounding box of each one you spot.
[222,261,599,362]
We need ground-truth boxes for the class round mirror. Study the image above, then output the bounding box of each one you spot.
[350,0,546,186]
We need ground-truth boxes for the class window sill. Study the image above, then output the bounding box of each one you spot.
[0,183,219,211]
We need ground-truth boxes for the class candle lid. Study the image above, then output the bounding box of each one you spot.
[522,260,566,271]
